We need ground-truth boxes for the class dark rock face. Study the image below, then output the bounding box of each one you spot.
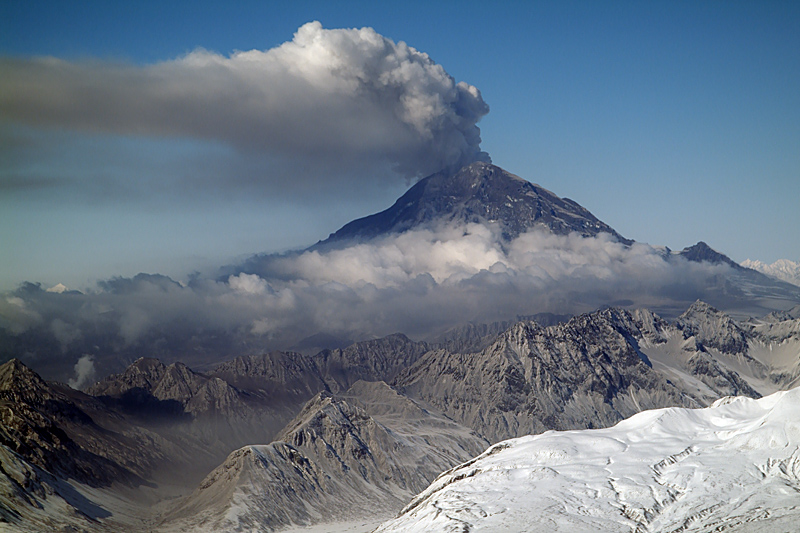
[315,333,430,392]
[0,359,152,488]
[394,308,696,443]
[88,354,330,461]
[678,241,743,269]
[677,301,750,355]
[316,161,631,247]
[207,351,328,406]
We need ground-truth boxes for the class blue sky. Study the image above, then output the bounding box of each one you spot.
[2,0,799,292]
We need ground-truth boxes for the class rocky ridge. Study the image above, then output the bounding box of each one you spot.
[394,308,698,443]
[2,301,799,532]
[161,380,488,532]
[1,359,154,488]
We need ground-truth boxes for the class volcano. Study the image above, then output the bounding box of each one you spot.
[315,161,632,248]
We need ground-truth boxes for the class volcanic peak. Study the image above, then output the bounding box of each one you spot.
[317,161,631,247]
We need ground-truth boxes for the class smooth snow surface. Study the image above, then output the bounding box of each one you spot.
[375,388,800,533]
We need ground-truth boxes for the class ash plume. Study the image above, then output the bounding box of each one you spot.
[1,21,490,200]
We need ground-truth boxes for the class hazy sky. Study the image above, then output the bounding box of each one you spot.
[2,0,798,292]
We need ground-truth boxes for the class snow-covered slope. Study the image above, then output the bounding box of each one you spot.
[611,301,800,401]
[376,387,800,533]
[742,259,800,287]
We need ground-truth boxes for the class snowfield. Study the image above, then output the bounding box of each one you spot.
[375,387,800,533]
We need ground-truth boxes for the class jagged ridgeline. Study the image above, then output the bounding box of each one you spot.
[2,300,799,531]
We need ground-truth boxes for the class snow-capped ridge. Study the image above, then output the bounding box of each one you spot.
[376,387,800,533]
[742,258,800,287]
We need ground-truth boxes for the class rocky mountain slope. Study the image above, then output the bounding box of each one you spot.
[376,387,800,533]
[393,301,800,444]
[1,359,157,488]
[0,359,192,532]
[87,357,297,464]
[394,308,698,443]
[636,301,800,398]
[2,300,799,532]
[161,381,488,532]
[314,333,430,392]
[87,334,433,457]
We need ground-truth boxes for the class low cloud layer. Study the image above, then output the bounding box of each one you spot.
[1,21,489,199]
[1,225,744,382]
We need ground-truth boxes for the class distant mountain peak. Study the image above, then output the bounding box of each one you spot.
[677,300,749,355]
[741,258,800,287]
[314,162,631,248]
[682,299,719,315]
[677,241,742,269]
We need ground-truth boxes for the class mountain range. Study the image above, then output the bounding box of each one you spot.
[3,161,800,532]
[243,162,800,326]
[3,298,799,531]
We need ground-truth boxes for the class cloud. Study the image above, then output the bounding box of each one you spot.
[0,22,489,200]
[0,225,744,382]
[229,273,270,295]
[68,354,95,390]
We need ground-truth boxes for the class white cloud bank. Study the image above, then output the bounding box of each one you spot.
[0,226,741,381]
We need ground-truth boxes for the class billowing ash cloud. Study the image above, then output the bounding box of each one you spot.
[1,226,743,382]
[0,21,489,196]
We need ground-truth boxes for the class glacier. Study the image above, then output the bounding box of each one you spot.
[375,387,800,533]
